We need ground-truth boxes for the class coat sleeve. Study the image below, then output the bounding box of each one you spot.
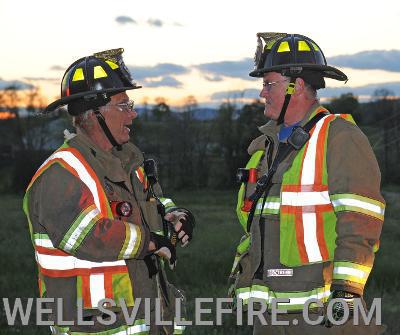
[327,118,385,295]
[30,164,150,262]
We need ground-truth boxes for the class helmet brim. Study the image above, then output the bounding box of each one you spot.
[43,85,141,114]
[249,64,348,82]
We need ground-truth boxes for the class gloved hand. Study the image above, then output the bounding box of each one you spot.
[322,290,359,327]
[164,208,195,247]
[150,232,177,269]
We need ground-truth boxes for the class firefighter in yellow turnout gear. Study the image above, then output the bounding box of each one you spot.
[229,33,385,334]
[24,49,194,335]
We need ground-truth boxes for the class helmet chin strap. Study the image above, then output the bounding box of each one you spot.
[276,77,297,125]
[93,107,122,151]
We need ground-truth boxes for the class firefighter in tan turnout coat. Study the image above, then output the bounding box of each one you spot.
[23,49,194,335]
[230,33,386,334]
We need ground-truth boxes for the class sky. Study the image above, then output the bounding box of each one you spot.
[1,0,400,107]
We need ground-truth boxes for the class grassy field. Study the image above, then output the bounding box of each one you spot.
[0,189,399,334]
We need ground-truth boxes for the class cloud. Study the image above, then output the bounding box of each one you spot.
[0,78,34,90]
[211,83,400,102]
[129,63,189,81]
[211,89,260,101]
[115,16,136,25]
[143,76,183,88]
[204,74,224,82]
[147,18,163,27]
[329,50,400,72]
[319,81,400,98]
[24,77,58,82]
[50,65,65,71]
[196,58,255,81]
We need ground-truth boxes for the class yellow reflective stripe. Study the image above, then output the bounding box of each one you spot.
[93,65,108,79]
[50,325,69,334]
[277,41,290,52]
[236,284,331,310]
[60,205,101,253]
[105,60,119,69]
[334,113,356,124]
[174,322,185,334]
[236,287,251,303]
[33,233,55,249]
[333,261,371,285]
[298,40,311,51]
[237,235,250,254]
[161,197,175,208]
[330,193,385,220]
[36,250,126,271]
[119,222,141,259]
[230,255,240,275]
[72,68,84,81]
[255,197,280,215]
[51,322,150,335]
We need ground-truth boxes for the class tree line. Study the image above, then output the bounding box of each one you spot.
[0,87,399,193]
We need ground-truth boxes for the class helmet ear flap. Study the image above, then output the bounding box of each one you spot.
[67,94,111,116]
[299,71,326,90]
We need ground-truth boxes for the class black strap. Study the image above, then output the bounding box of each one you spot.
[93,107,122,151]
[276,77,297,125]
[246,111,329,232]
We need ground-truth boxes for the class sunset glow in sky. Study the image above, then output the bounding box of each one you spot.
[1,0,400,106]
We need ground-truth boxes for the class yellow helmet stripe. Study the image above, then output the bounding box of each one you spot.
[298,40,311,51]
[72,68,84,82]
[105,60,119,70]
[93,65,108,79]
[277,41,290,53]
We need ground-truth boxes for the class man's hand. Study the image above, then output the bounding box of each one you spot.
[164,208,195,247]
[149,232,177,269]
[322,290,359,327]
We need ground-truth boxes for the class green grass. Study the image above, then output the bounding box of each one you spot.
[1,189,399,334]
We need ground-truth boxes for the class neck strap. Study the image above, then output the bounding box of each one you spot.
[93,107,122,151]
[276,76,297,125]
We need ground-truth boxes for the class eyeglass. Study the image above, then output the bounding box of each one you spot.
[262,79,289,92]
[107,100,135,112]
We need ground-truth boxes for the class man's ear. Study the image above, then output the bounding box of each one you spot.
[294,77,306,96]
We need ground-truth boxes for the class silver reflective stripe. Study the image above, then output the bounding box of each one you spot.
[36,251,126,270]
[63,208,100,252]
[331,198,384,216]
[126,323,150,334]
[333,266,369,280]
[281,191,330,206]
[40,151,103,214]
[237,291,251,301]
[300,114,330,184]
[122,223,140,258]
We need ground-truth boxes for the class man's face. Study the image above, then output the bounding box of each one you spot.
[102,92,137,144]
[259,72,289,120]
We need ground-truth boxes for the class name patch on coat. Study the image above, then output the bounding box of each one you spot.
[267,269,293,277]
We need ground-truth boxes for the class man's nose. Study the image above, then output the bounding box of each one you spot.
[260,86,268,98]
[129,109,138,119]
